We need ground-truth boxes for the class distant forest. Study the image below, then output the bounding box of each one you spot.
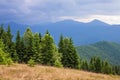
[0,25,120,75]
[76,41,120,65]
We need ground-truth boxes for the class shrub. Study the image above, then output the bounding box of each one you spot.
[28,59,36,67]
[0,48,13,65]
[54,60,63,68]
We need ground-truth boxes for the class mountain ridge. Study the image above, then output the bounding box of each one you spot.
[1,19,120,45]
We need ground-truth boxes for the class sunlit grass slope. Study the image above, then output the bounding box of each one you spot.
[0,64,120,80]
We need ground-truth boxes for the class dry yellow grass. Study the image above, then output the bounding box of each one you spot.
[0,64,120,80]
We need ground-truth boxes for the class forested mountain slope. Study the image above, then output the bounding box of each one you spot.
[76,41,120,65]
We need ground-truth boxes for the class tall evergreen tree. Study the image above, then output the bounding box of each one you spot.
[15,31,25,63]
[39,33,42,42]
[59,37,80,69]
[112,66,120,75]
[89,56,102,73]
[102,61,112,74]
[23,28,34,63]
[41,31,62,67]
[4,26,18,62]
[32,33,42,64]
[0,24,4,39]
[19,38,26,63]
[89,56,96,72]
[94,57,102,73]
[81,60,89,71]
[58,34,64,53]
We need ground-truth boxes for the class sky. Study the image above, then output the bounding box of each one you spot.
[0,0,120,24]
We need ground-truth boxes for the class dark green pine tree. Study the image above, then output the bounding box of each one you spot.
[89,56,102,73]
[20,38,26,63]
[0,24,4,39]
[94,57,102,73]
[41,31,62,67]
[81,60,89,71]
[39,33,42,43]
[15,31,26,63]
[5,26,18,62]
[89,57,96,72]
[15,31,21,62]
[58,34,64,53]
[89,56,113,74]
[101,61,112,74]
[59,37,80,69]
[23,28,34,63]
[112,66,120,75]
[32,33,42,64]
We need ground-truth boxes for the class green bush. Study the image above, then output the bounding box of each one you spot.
[28,59,36,67]
[6,58,13,66]
[0,48,13,65]
[54,60,63,68]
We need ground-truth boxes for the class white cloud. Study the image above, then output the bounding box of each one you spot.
[0,0,120,24]
[59,15,120,25]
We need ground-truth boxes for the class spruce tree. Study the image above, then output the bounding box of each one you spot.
[58,34,64,53]
[32,33,42,64]
[4,26,18,62]
[59,37,80,69]
[0,25,4,39]
[15,31,25,63]
[39,33,42,42]
[41,31,62,67]
[102,61,112,74]
[94,57,102,73]
[81,60,89,71]
[89,57,96,72]
[19,38,26,63]
[23,28,34,63]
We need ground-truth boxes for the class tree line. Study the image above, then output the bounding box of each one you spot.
[0,25,120,75]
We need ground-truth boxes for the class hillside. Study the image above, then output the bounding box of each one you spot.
[2,19,120,45]
[0,64,120,80]
[76,41,120,65]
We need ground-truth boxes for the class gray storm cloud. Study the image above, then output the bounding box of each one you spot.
[0,0,120,24]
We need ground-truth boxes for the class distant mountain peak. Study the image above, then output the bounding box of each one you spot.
[91,19,102,22]
[6,21,28,27]
[88,19,110,26]
[55,19,85,24]
[57,19,78,23]
[91,19,105,23]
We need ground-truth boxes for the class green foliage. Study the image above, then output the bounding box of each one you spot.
[16,30,22,63]
[41,31,62,67]
[101,61,112,74]
[112,66,120,75]
[58,37,80,69]
[16,36,26,63]
[0,25,120,75]
[0,40,13,65]
[32,33,42,64]
[81,60,89,71]
[76,41,120,65]
[6,58,13,66]
[58,35,64,53]
[89,56,102,73]
[0,25,4,39]
[54,59,63,68]
[28,59,35,67]
[23,28,34,63]
[81,56,113,74]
